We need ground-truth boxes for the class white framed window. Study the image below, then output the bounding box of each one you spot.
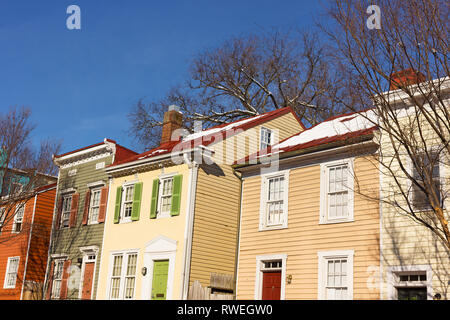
[259,171,289,230]
[318,250,354,300]
[409,150,443,211]
[51,259,65,299]
[254,254,287,300]
[387,265,433,300]
[0,207,5,233]
[158,177,174,217]
[121,184,135,222]
[320,159,354,224]
[60,194,72,228]
[12,204,25,233]
[108,251,138,300]
[3,256,20,289]
[260,127,273,150]
[89,188,102,224]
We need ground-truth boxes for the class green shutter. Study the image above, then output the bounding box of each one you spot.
[113,186,122,224]
[131,182,143,221]
[170,175,183,216]
[150,179,159,219]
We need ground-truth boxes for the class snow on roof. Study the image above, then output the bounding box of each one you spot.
[236,109,378,165]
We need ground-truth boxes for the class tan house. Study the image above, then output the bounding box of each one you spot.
[95,105,304,300]
[233,111,381,300]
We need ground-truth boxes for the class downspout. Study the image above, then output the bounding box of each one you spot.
[20,193,38,300]
[232,169,243,299]
[379,158,384,299]
[180,152,199,299]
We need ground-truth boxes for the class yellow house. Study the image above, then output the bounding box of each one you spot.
[376,75,450,300]
[233,111,381,300]
[95,105,304,300]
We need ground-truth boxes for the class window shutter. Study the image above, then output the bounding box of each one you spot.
[150,179,159,219]
[82,190,91,225]
[131,182,143,221]
[98,186,109,223]
[46,261,55,300]
[113,186,122,224]
[55,197,63,230]
[69,193,79,228]
[59,260,71,299]
[170,174,183,216]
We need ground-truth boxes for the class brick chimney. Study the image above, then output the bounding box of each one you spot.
[389,68,426,90]
[161,105,183,144]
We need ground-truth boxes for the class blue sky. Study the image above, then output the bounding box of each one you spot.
[0,0,322,154]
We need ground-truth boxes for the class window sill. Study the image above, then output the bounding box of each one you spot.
[319,218,354,225]
[259,224,288,232]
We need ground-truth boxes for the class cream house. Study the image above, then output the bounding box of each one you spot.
[95,105,304,300]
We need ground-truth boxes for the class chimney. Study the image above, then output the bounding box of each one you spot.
[161,105,183,144]
[389,68,426,90]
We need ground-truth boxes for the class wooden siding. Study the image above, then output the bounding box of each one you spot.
[49,154,114,299]
[236,155,380,300]
[189,112,304,289]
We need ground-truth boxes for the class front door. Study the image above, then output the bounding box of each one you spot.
[81,262,95,300]
[151,260,169,300]
[262,271,281,300]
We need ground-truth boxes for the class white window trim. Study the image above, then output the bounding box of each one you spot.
[317,250,354,300]
[260,126,273,150]
[3,256,20,289]
[77,246,99,300]
[106,249,140,300]
[157,172,178,219]
[319,158,355,224]
[60,194,73,229]
[142,235,177,300]
[259,170,289,231]
[406,151,447,212]
[88,187,102,225]
[254,254,287,300]
[50,257,67,299]
[11,204,25,234]
[387,265,433,300]
[120,183,135,223]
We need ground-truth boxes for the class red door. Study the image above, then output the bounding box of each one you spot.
[81,262,95,300]
[262,271,281,300]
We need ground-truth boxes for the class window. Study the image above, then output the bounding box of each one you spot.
[388,266,432,300]
[260,172,289,230]
[320,160,354,224]
[109,252,138,300]
[260,127,273,150]
[61,195,72,228]
[159,177,173,217]
[89,188,101,223]
[4,257,20,289]
[12,204,25,233]
[318,250,354,300]
[51,260,65,299]
[121,185,134,221]
[0,207,5,234]
[411,151,441,211]
[11,182,23,195]
[95,162,105,170]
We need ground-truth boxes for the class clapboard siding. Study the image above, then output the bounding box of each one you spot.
[236,155,380,300]
[50,154,113,299]
[189,112,304,289]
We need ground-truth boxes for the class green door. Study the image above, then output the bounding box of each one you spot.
[151,260,169,300]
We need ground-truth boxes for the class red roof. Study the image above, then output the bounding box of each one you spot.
[235,109,378,166]
[112,106,303,167]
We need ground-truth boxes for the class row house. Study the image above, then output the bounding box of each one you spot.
[45,139,137,300]
[0,167,57,300]
[95,105,304,300]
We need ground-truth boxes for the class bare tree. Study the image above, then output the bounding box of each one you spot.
[128,29,348,150]
[0,106,60,242]
[322,0,450,250]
